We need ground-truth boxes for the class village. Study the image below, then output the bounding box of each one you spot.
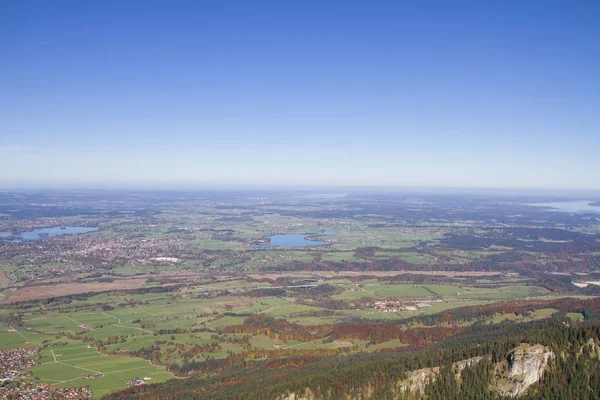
[2,234,186,281]
[0,347,37,382]
[0,382,93,399]
[0,347,93,399]
[372,299,438,313]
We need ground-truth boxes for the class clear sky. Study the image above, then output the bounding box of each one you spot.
[1,1,599,189]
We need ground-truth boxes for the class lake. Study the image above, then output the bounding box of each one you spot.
[527,200,600,213]
[0,226,99,242]
[269,232,335,248]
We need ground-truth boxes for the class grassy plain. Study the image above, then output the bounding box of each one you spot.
[0,273,564,395]
[29,345,173,398]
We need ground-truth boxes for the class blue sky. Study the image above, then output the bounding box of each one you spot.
[1,1,599,189]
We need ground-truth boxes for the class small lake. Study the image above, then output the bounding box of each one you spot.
[269,232,335,248]
[527,201,600,213]
[0,226,99,242]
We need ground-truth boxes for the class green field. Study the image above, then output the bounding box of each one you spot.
[28,345,173,397]
[0,272,584,397]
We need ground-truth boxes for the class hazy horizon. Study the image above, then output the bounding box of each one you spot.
[2,2,599,189]
[1,183,600,199]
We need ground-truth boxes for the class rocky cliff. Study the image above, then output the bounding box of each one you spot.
[279,343,556,400]
[495,344,554,397]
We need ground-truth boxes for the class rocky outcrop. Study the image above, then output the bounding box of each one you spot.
[279,344,556,399]
[494,344,553,397]
[454,356,485,375]
[398,356,485,393]
[397,345,554,399]
[580,338,600,358]
[398,366,439,393]
[278,388,317,400]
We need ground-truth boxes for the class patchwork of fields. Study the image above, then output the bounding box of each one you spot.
[0,275,560,397]
[30,345,172,397]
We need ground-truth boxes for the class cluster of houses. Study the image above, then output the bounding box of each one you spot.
[0,346,94,399]
[9,234,187,281]
[126,376,152,386]
[0,382,93,399]
[24,263,90,280]
[373,300,434,313]
[0,347,37,382]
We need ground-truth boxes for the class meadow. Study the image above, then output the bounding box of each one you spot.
[1,192,598,398]
[29,345,172,398]
[0,273,560,397]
